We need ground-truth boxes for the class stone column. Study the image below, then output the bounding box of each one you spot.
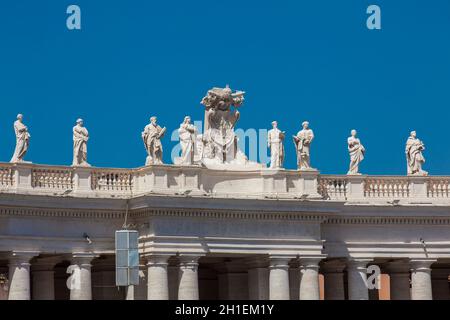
[168,264,179,300]
[322,259,346,300]
[8,251,39,300]
[69,253,98,300]
[410,259,436,300]
[386,260,410,300]
[126,264,147,300]
[347,258,372,300]
[431,268,450,300]
[32,258,59,300]
[268,256,291,300]
[288,261,300,300]
[147,255,170,300]
[248,267,269,300]
[299,257,322,300]
[178,256,200,300]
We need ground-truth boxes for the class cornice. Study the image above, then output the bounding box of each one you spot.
[0,206,124,219]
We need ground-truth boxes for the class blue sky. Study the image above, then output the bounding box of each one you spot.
[1,0,449,174]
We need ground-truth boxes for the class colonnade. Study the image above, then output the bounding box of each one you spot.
[3,252,449,300]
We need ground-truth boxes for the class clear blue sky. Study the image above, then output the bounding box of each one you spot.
[1,0,449,174]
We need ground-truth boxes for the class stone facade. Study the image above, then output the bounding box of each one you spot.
[0,162,449,300]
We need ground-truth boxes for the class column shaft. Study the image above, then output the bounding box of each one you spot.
[8,252,38,300]
[322,260,346,300]
[299,257,322,300]
[178,256,200,300]
[147,256,169,300]
[410,259,436,300]
[347,259,372,300]
[32,270,55,300]
[69,254,97,300]
[268,257,291,300]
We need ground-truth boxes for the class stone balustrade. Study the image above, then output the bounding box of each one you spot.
[1,162,450,203]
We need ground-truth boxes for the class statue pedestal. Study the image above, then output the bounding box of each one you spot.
[346,174,368,202]
[298,169,321,199]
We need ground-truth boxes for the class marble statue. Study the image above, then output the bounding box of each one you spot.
[72,118,90,167]
[199,85,263,169]
[405,131,428,176]
[175,116,198,165]
[10,114,31,163]
[293,121,314,170]
[267,121,285,169]
[347,129,365,175]
[142,116,166,165]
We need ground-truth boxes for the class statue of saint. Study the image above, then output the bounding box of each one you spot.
[10,114,31,163]
[405,131,428,176]
[142,116,166,165]
[267,121,285,169]
[72,118,90,166]
[347,129,365,175]
[175,116,197,165]
[293,121,314,170]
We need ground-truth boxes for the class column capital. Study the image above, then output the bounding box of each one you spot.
[268,255,296,269]
[321,259,347,273]
[71,252,99,265]
[9,251,39,264]
[384,259,411,274]
[146,255,170,267]
[244,256,269,269]
[299,255,326,268]
[178,255,202,268]
[347,258,373,269]
[410,259,437,271]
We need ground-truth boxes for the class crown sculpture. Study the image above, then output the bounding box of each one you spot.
[7,85,429,176]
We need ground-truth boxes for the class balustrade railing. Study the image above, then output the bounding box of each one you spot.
[91,169,133,191]
[318,175,348,200]
[364,177,410,198]
[2,162,450,202]
[31,167,73,189]
[427,178,450,198]
[0,165,14,187]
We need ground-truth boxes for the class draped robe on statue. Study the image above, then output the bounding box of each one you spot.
[176,123,197,165]
[73,125,89,166]
[347,136,365,174]
[405,137,426,175]
[10,120,30,163]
